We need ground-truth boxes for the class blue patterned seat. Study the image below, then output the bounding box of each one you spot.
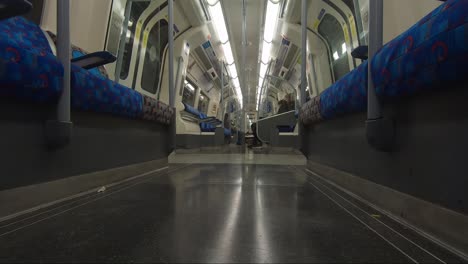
[0,17,173,124]
[319,61,368,120]
[0,17,63,103]
[371,0,468,100]
[71,64,143,119]
[199,112,217,133]
[183,103,201,117]
[300,0,468,125]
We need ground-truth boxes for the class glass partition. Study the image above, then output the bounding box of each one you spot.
[197,92,210,115]
[182,80,197,107]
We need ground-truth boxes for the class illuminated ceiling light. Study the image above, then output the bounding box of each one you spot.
[257,0,280,106]
[228,63,238,79]
[222,42,235,65]
[233,77,240,88]
[258,77,264,89]
[342,43,347,54]
[263,0,280,42]
[187,84,195,92]
[259,63,268,78]
[261,41,272,64]
[208,2,229,43]
[333,51,339,61]
[207,0,243,108]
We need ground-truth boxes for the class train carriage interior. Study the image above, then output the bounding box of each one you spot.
[1,0,468,262]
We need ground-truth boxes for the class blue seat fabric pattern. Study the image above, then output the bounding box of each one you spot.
[0,17,63,103]
[71,64,143,119]
[300,0,468,125]
[371,0,468,99]
[319,61,368,120]
[0,17,52,56]
[183,103,200,117]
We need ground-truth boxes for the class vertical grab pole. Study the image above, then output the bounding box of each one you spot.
[168,0,175,108]
[221,60,224,127]
[367,0,383,121]
[242,0,247,109]
[46,0,73,147]
[168,0,176,151]
[300,0,307,106]
[299,0,309,153]
[57,0,71,123]
[366,0,394,152]
[114,0,133,83]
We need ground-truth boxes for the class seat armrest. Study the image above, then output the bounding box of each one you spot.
[0,0,32,21]
[351,45,369,60]
[201,118,222,125]
[71,51,116,70]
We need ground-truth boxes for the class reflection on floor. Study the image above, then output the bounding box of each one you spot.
[170,145,307,165]
[0,164,463,263]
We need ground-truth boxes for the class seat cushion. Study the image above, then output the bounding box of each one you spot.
[183,103,200,116]
[142,95,174,125]
[0,16,63,103]
[371,0,468,99]
[319,61,368,120]
[71,65,142,119]
[0,40,63,103]
[0,17,52,56]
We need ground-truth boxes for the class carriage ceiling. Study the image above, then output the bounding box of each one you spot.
[222,0,266,112]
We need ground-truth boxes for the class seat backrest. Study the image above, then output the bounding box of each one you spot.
[183,103,201,117]
[0,16,52,56]
[371,0,468,98]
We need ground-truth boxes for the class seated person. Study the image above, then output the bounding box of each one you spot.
[249,94,295,148]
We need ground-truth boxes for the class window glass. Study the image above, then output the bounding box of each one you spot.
[198,92,210,115]
[120,1,151,80]
[318,14,351,81]
[182,80,197,107]
[339,0,369,45]
[141,19,168,94]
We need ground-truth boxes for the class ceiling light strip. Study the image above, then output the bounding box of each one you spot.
[207,0,243,107]
[256,0,280,111]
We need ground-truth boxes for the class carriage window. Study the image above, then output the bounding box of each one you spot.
[198,92,210,115]
[342,0,368,45]
[141,20,169,94]
[182,80,197,107]
[119,1,151,80]
[318,14,351,81]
